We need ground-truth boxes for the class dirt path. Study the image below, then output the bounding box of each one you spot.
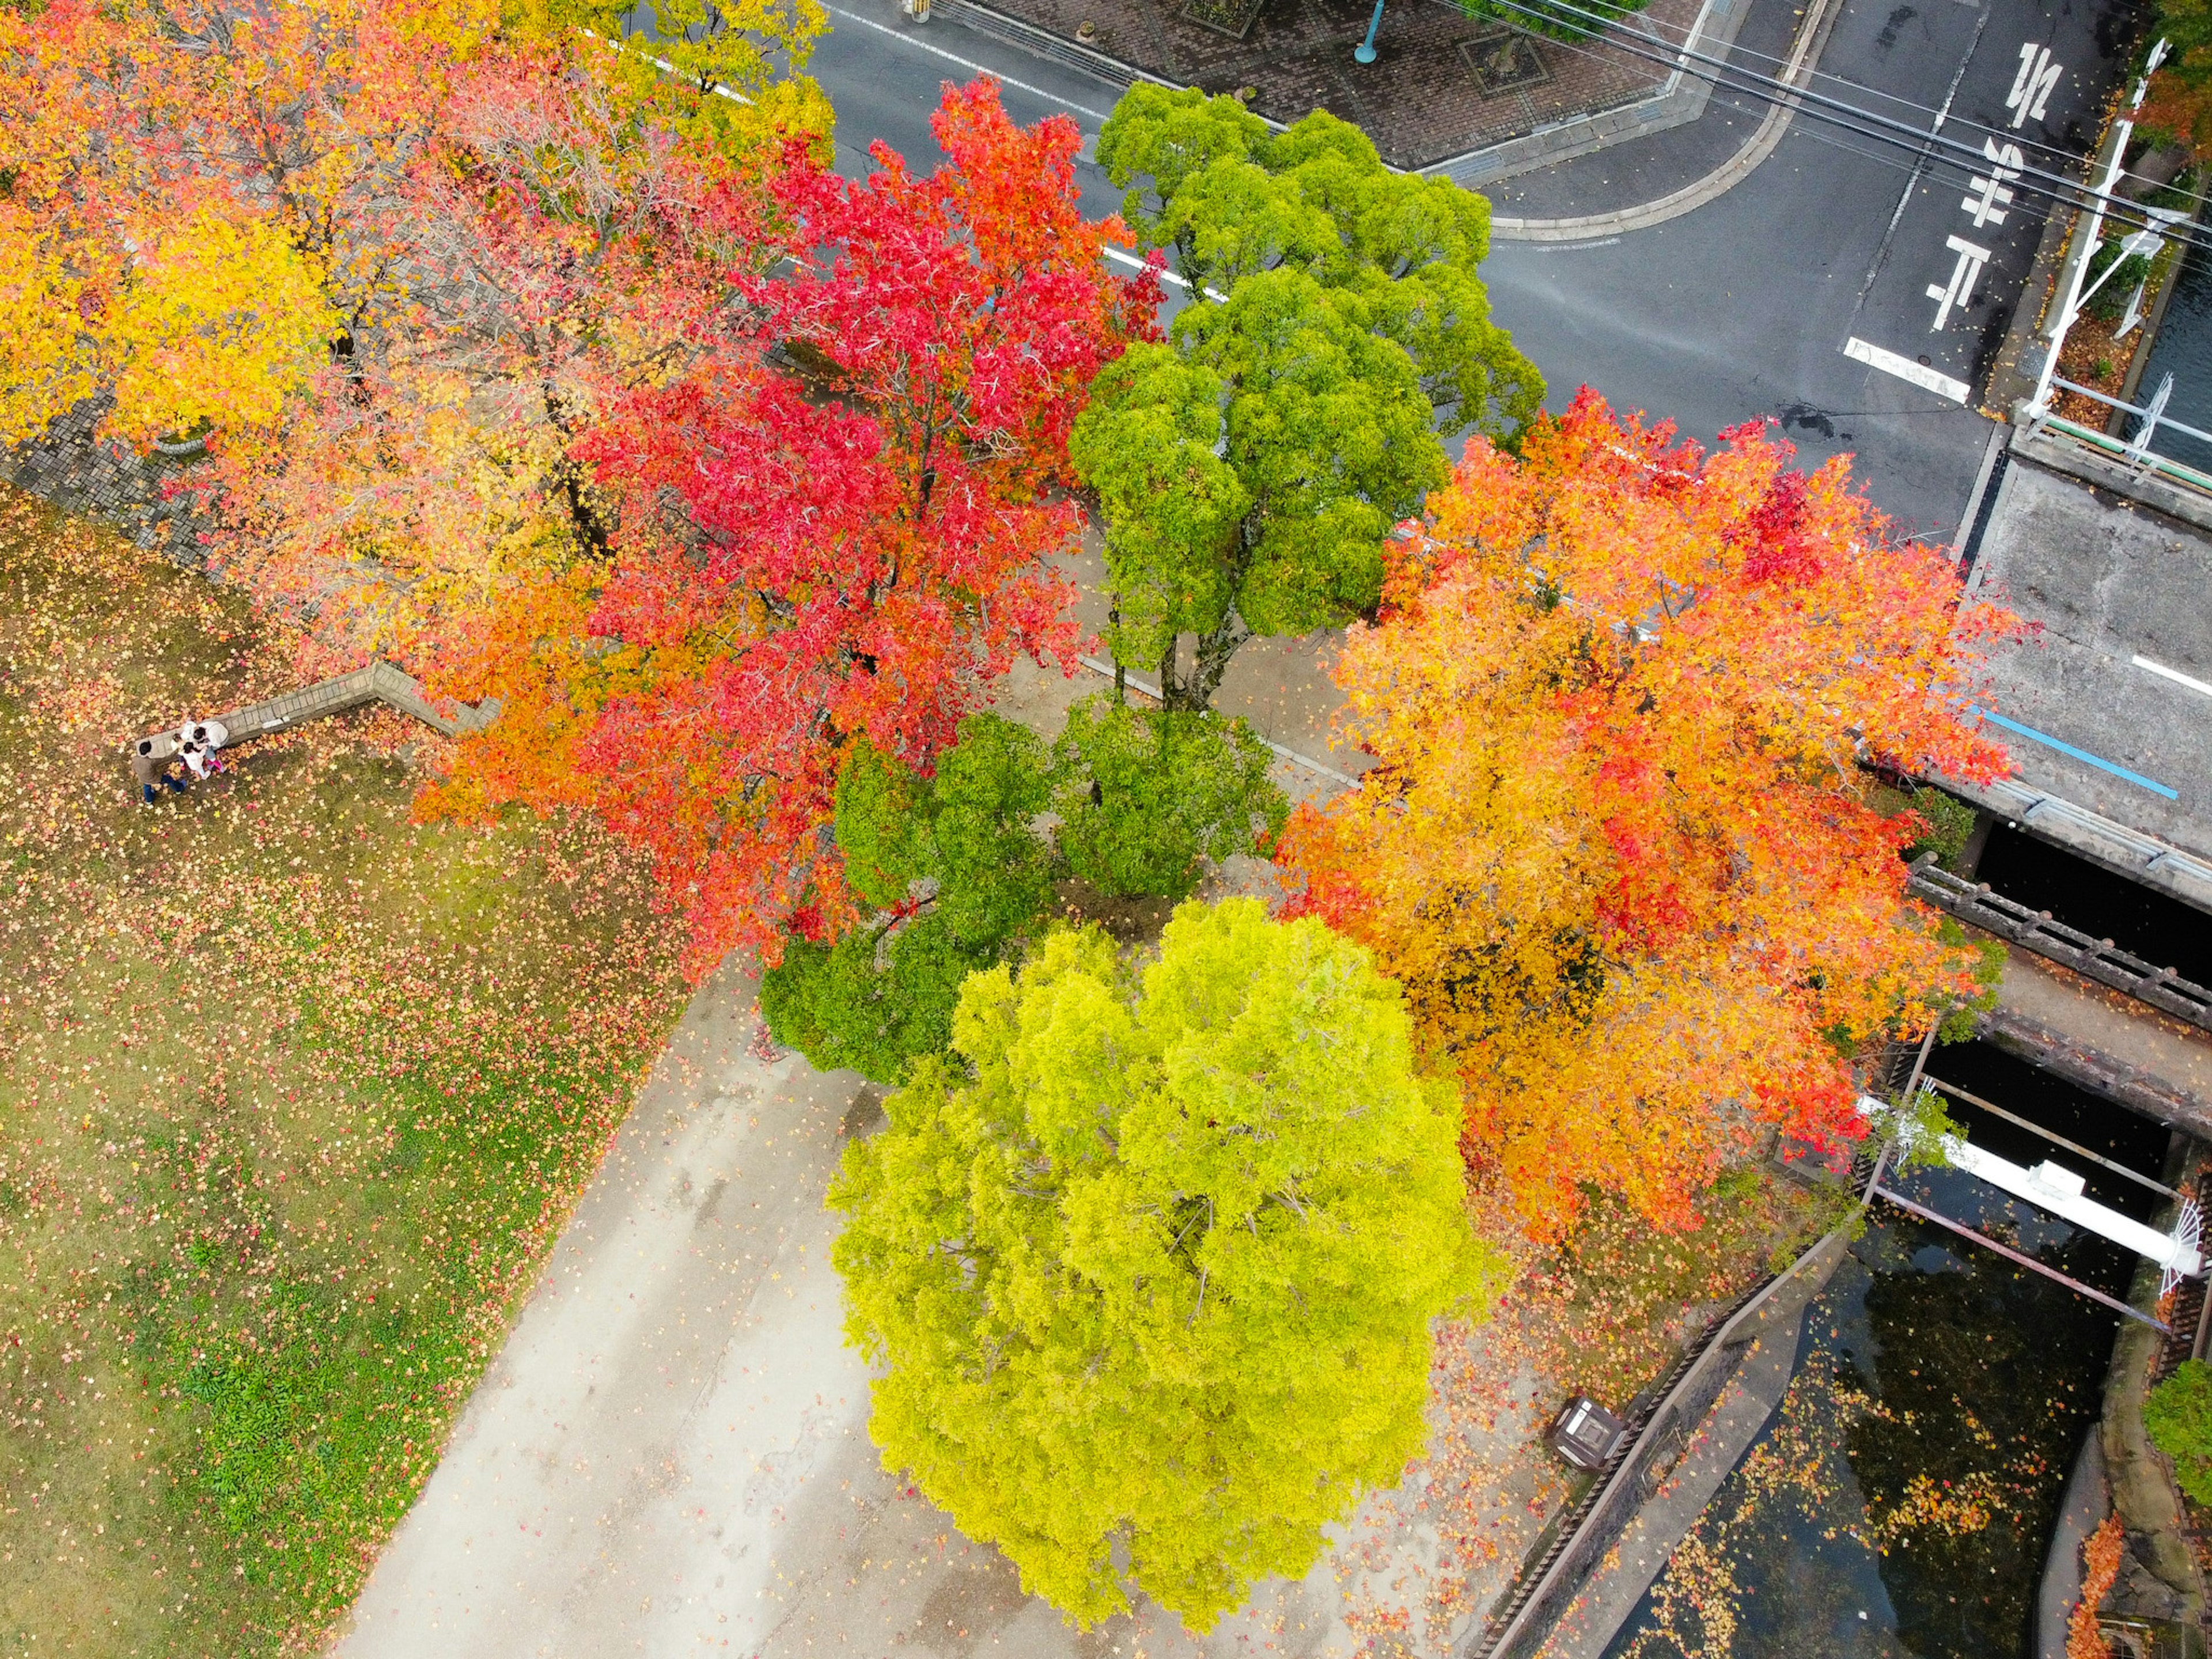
[335,953,1562,1658]
[338,635,1567,1658]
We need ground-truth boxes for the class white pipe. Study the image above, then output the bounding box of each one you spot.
[1859,1096,2202,1275]
[2033,119,2134,415]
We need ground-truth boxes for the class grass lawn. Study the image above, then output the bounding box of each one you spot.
[0,486,691,1656]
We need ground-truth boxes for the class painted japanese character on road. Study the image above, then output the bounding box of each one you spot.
[1927,235,1990,331]
[1963,138,2025,230]
[2006,44,2061,129]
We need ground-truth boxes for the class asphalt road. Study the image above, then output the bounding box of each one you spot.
[800,0,2137,540]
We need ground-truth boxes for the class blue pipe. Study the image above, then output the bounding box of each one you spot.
[1354,0,1382,62]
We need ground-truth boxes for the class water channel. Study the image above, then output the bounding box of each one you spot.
[2127,232,2212,471]
[1600,1039,2169,1659]
[1973,822,2212,987]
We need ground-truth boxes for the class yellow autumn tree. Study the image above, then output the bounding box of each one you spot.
[0,209,101,448]
[100,213,340,449]
[0,0,830,456]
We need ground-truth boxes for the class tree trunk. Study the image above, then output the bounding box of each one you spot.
[1175,610,1251,712]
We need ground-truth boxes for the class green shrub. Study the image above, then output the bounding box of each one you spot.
[2146,1359,2212,1503]
[1899,782,1977,868]
[2085,235,2156,324]
[762,714,1058,1083]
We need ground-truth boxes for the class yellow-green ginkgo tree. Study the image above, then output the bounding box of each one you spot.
[828,898,1501,1631]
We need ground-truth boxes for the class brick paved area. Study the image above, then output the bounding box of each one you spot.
[969,0,1703,169]
[3,394,218,567]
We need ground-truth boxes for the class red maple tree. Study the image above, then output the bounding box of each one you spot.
[421,82,1159,976]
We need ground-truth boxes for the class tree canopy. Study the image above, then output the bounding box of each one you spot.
[760,714,1059,1082]
[829,900,1498,1630]
[762,699,1286,1082]
[1279,390,2020,1237]
[0,0,828,454]
[9,3,1166,980]
[422,82,1156,975]
[6,17,1154,975]
[1052,693,1286,899]
[1072,87,1543,710]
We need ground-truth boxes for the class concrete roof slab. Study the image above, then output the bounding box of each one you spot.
[1967,457,2212,860]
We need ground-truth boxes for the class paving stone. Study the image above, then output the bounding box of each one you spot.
[2,395,219,571]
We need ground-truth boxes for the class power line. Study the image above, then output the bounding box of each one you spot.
[1482,0,2187,228]
[1546,0,2185,197]
[1478,0,2179,226]
[1473,0,2212,260]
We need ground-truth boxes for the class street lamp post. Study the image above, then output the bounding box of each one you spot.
[1354,0,1382,62]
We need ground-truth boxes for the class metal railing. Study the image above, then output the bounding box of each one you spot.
[2020,43,2212,502]
[1907,857,2212,1032]
[1459,1229,1850,1659]
[2028,387,2212,501]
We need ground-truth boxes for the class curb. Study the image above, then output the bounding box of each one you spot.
[1421,0,1754,192]
[1488,0,1847,243]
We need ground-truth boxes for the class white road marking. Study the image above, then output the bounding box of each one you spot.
[2006,43,2062,128]
[2133,653,2212,699]
[821,5,1115,122]
[1103,244,1228,301]
[1926,234,1990,331]
[1963,137,2024,228]
[1843,336,1971,403]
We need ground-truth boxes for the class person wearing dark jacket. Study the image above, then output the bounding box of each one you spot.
[130,737,186,805]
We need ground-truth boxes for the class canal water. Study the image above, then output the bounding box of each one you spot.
[1600,1040,2165,1659]
[1974,822,2212,988]
[2127,234,2212,472]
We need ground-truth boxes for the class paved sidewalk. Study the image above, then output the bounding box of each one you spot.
[338,956,1564,1657]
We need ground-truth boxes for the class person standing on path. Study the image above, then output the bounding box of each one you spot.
[131,737,186,805]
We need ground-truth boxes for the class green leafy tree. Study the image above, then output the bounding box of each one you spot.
[829,900,1499,1630]
[761,715,1056,1081]
[2147,1358,2212,1503]
[2150,0,2212,97]
[1074,88,1543,710]
[1052,693,1287,900]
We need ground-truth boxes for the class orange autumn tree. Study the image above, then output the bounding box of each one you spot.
[1278,389,2018,1237]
